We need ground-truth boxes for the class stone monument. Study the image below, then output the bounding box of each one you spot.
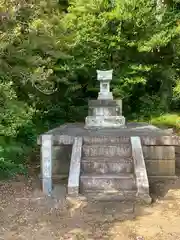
[85,69,126,128]
[38,69,178,204]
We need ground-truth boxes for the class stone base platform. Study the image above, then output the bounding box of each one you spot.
[38,122,178,202]
[38,122,173,142]
[86,99,125,128]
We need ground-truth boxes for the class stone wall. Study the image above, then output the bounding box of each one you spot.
[39,134,179,184]
[142,141,176,180]
[51,145,72,180]
[175,146,180,169]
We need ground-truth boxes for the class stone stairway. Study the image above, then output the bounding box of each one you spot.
[79,137,138,201]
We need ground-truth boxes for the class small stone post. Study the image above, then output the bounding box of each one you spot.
[97,70,113,100]
[41,135,52,196]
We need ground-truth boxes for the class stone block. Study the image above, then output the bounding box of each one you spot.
[53,135,74,145]
[83,136,130,144]
[68,137,83,196]
[85,115,126,128]
[98,91,113,100]
[175,146,180,168]
[41,135,53,196]
[88,99,118,107]
[141,136,180,146]
[52,145,72,175]
[84,190,137,201]
[176,146,180,154]
[82,144,131,157]
[81,158,133,174]
[176,159,180,169]
[80,174,136,192]
[145,160,175,176]
[88,106,119,117]
[143,146,175,160]
[131,137,150,202]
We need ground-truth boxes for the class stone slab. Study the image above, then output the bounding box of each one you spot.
[85,115,126,128]
[148,175,178,182]
[84,190,137,201]
[176,146,180,154]
[81,158,133,174]
[145,160,175,176]
[83,136,130,144]
[98,91,113,100]
[82,144,131,157]
[143,146,175,160]
[141,135,180,146]
[131,137,151,203]
[175,147,180,168]
[176,159,180,169]
[41,135,52,196]
[80,174,136,192]
[37,123,176,145]
[67,137,83,196]
[88,100,118,107]
[88,106,120,117]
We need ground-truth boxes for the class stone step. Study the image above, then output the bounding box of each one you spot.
[83,190,137,201]
[80,174,136,192]
[83,136,130,145]
[81,157,133,174]
[82,144,131,157]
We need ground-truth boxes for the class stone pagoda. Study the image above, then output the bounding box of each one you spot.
[85,70,126,128]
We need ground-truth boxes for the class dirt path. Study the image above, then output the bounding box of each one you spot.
[1,175,180,240]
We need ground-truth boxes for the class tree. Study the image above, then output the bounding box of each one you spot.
[64,0,180,116]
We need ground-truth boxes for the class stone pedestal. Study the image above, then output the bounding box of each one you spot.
[85,100,125,128]
[85,115,125,128]
[85,69,126,129]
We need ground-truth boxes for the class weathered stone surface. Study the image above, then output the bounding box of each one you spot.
[37,134,74,145]
[148,175,178,182]
[141,135,180,146]
[41,135,52,196]
[81,158,133,174]
[52,145,72,175]
[98,91,113,100]
[84,190,137,201]
[136,194,152,204]
[83,136,130,144]
[176,146,180,154]
[37,123,174,145]
[89,106,119,117]
[131,137,151,202]
[82,144,131,157]
[80,174,136,192]
[68,137,83,196]
[88,99,118,107]
[143,146,175,160]
[145,160,175,176]
[85,115,126,128]
[175,146,180,168]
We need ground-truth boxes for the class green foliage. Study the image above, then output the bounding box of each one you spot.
[1,0,180,177]
[66,0,180,114]
[150,113,180,130]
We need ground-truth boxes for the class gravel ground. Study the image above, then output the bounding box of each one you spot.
[1,174,180,240]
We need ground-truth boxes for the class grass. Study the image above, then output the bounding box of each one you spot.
[150,113,180,130]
